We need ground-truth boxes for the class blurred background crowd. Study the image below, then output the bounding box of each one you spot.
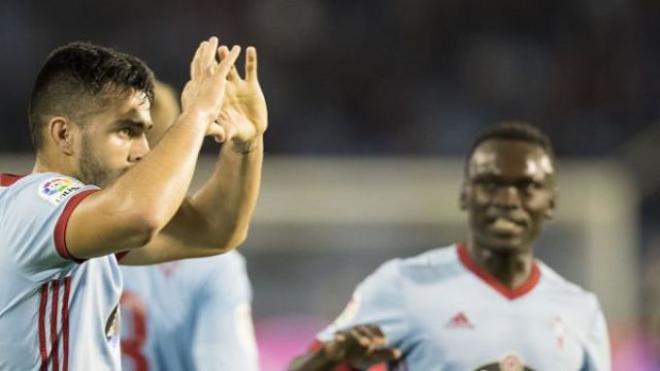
[1,1,659,369]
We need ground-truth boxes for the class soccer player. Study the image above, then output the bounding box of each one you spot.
[289,123,611,370]
[120,80,258,371]
[0,36,266,370]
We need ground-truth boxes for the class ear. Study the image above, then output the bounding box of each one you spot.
[48,117,77,156]
[459,181,469,210]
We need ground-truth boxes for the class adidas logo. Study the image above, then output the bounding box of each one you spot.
[446,312,474,329]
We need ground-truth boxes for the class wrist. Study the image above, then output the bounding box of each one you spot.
[179,108,215,129]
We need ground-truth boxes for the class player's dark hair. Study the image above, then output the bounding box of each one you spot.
[465,121,555,175]
[28,41,155,150]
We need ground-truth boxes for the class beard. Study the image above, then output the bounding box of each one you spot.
[77,133,124,188]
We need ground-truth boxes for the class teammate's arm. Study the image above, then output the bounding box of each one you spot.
[65,37,240,260]
[120,47,266,265]
[192,255,259,371]
[288,325,401,371]
[291,260,406,370]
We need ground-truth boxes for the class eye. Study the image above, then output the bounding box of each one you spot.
[118,127,135,138]
[518,180,543,194]
[473,178,499,192]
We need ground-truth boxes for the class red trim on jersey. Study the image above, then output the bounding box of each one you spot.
[62,277,71,371]
[0,173,23,186]
[54,189,98,263]
[457,243,541,300]
[308,339,323,352]
[38,283,49,371]
[50,281,60,371]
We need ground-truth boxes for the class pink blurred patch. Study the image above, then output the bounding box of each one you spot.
[256,315,329,371]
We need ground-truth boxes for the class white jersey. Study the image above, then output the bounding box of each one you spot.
[120,251,258,371]
[318,244,611,371]
[0,173,124,371]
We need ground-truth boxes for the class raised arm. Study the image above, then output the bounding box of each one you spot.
[66,37,240,259]
[120,46,268,264]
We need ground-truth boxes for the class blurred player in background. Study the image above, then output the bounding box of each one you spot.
[120,81,258,371]
[0,36,266,370]
[289,123,610,370]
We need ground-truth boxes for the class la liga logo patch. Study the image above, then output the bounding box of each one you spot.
[39,177,82,205]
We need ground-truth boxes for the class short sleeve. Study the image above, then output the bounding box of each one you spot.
[3,174,98,282]
[317,259,410,348]
[582,295,611,371]
[191,253,259,371]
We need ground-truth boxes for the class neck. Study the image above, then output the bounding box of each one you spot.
[33,151,73,177]
[466,237,534,289]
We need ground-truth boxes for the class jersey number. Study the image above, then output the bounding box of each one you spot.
[121,291,149,371]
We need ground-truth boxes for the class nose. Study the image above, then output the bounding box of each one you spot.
[129,135,151,162]
[491,185,521,209]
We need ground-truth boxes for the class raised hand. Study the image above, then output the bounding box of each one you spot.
[180,37,241,141]
[216,46,268,153]
[324,325,401,368]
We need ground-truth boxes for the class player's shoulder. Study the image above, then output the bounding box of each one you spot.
[1,172,88,204]
[370,244,462,285]
[537,261,601,309]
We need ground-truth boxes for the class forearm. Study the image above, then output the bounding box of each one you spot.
[189,136,264,249]
[105,111,208,231]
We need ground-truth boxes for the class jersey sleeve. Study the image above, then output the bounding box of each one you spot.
[3,174,98,282]
[581,294,611,371]
[316,259,410,348]
[191,253,259,371]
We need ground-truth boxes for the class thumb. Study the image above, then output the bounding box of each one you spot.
[219,121,237,142]
[206,122,227,143]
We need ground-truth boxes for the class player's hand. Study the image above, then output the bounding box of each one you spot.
[323,325,401,368]
[215,46,268,153]
[180,37,241,142]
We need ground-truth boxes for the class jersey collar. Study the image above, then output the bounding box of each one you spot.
[0,173,24,186]
[456,242,541,300]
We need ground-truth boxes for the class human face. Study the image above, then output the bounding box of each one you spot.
[461,139,556,254]
[75,89,152,188]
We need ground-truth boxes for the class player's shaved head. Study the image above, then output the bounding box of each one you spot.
[28,41,155,150]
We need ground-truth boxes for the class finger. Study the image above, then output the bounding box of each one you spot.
[198,37,217,76]
[206,36,219,67]
[354,325,386,346]
[190,42,204,80]
[334,330,359,349]
[245,46,257,82]
[333,333,347,343]
[365,347,402,362]
[197,41,212,78]
[359,325,386,346]
[217,45,229,59]
[207,122,227,143]
[216,45,241,77]
[348,327,372,348]
[218,47,241,82]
